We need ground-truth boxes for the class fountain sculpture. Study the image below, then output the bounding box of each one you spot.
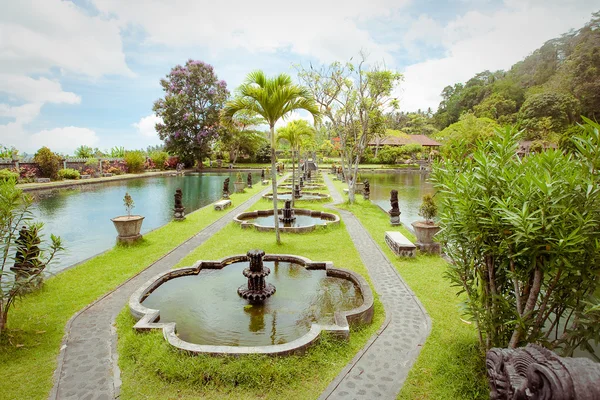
[294,184,302,199]
[279,200,296,223]
[173,188,185,220]
[299,176,304,188]
[389,189,401,226]
[237,250,276,302]
[363,180,370,200]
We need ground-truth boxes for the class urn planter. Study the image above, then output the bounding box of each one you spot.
[411,221,441,254]
[233,181,245,193]
[111,215,144,244]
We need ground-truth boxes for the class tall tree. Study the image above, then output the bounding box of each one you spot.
[219,111,266,164]
[222,71,320,244]
[277,120,315,206]
[297,54,402,203]
[153,60,229,166]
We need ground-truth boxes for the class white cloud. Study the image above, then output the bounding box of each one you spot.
[29,127,100,155]
[398,1,599,111]
[275,111,315,129]
[92,0,409,64]
[0,75,80,105]
[133,114,162,138]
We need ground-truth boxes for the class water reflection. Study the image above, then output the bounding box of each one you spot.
[29,173,260,273]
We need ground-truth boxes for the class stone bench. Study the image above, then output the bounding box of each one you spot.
[81,174,91,179]
[214,199,232,211]
[385,231,416,257]
[262,180,269,185]
[36,178,51,183]
[102,173,113,177]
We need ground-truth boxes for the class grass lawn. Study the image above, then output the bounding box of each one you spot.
[0,184,263,400]
[335,192,489,400]
[115,192,386,400]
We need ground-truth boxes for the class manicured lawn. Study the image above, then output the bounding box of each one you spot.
[336,195,489,399]
[0,185,262,400]
[115,195,386,400]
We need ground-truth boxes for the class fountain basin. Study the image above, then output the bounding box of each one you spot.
[278,184,326,190]
[262,192,330,202]
[234,209,340,232]
[129,253,374,356]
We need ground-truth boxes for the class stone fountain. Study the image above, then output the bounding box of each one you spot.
[294,184,302,199]
[279,200,296,223]
[237,250,276,302]
[173,188,185,221]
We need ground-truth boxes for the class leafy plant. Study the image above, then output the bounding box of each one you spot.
[33,147,62,180]
[149,151,169,171]
[123,192,135,216]
[0,169,19,182]
[123,151,145,173]
[431,122,600,357]
[74,145,94,158]
[235,172,243,183]
[418,195,438,223]
[0,179,63,333]
[57,168,80,180]
[110,146,125,158]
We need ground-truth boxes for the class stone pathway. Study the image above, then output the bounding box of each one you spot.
[318,174,431,400]
[49,181,280,400]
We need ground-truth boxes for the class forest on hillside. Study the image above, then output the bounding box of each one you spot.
[387,11,600,149]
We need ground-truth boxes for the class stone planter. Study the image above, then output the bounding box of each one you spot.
[411,221,441,254]
[234,181,245,193]
[111,215,144,244]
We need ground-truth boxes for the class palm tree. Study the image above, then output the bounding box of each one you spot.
[222,71,320,244]
[277,120,315,207]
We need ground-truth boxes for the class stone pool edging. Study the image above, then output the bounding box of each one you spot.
[233,208,340,232]
[262,191,331,202]
[129,253,374,356]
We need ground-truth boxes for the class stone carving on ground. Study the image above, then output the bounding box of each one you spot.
[247,173,253,188]
[222,178,230,199]
[363,179,370,200]
[173,188,185,220]
[486,344,600,400]
[389,189,401,226]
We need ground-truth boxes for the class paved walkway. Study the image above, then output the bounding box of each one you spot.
[318,174,431,400]
[49,181,281,400]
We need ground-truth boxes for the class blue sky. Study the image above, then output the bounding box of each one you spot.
[0,0,598,154]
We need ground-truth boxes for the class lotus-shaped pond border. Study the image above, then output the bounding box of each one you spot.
[233,209,340,233]
[129,253,374,356]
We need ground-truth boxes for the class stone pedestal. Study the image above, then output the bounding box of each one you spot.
[173,207,185,221]
[389,212,401,226]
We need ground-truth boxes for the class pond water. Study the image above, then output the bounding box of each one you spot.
[142,260,362,346]
[358,171,436,226]
[244,214,329,228]
[30,172,260,273]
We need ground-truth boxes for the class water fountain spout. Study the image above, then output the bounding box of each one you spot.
[238,250,276,302]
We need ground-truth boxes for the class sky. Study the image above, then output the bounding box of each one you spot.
[0,0,598,155]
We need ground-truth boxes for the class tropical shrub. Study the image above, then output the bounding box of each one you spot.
[149,151,169,170]
[375,146,404,164]
[34,147,62,180]
[58,168,80,180]
[107,166,123,175]
[418,195,437,223]
[0,179,62,333]
[0,169,19,182]
[164,156,179,169]
[432,122,600,357]
[123,151,145,173]
[74,145,94,158]
[10,166,38,183]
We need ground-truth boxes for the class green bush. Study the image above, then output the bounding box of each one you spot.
[0,169,19,182]
[403,143,423,155]
[124,151,145,173]
[375,146,404,164]
[85,158,98,168]
[58,168,80,180]
[34,147,62,180]
[149,151,169,170]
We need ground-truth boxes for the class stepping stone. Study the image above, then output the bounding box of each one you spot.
[214,199,232,211]
[385,231,416,257]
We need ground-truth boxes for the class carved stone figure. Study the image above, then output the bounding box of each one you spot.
[363,180,370,200]
[389,190,400,225]
[222,178,230,199]
[487,344,600,400]
[294,184,302,199]
[247,173,253,188]
[261,169,265,181]
[173,188,185,220]
[299,176,304,188]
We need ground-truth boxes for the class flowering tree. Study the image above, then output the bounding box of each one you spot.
[153,60,229,166]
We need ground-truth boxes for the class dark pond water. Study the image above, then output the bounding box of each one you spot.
[243,214,329,228]
[142,260,362,346]
[30,172,261,273]
[359,172,435,226]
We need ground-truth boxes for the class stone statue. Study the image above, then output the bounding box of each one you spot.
[279,199,296,223]
[363,179,370,200]
[247,173,253,188]
[173,188,185,220]
[307,169,311,180]
[222,178,230,199]
[389,190,400,225]
[261,169,265,181]
[487,344,600,400]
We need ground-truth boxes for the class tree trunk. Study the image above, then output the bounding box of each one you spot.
[0,305,6,334]
[270,125,281,244]
[291,150,296,207]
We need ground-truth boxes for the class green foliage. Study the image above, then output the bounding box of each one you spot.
[0,169,19,182]
[149,151,169,170]
[219,111,266,164]
[418,195,437,222]
[375,146,404,164]
[254,144,271,163]
[518,92,580,140]
[0,145,18,159]
[123,192,135,216]
[33,147,62,180]
[431,122,600,356]
[74,145,94,158]
[110,146,125,158]
[57,168,80,180]
[123,151,145,173]
[84,158,98,168]
[435,113,499,160]
[0,179,63,333]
